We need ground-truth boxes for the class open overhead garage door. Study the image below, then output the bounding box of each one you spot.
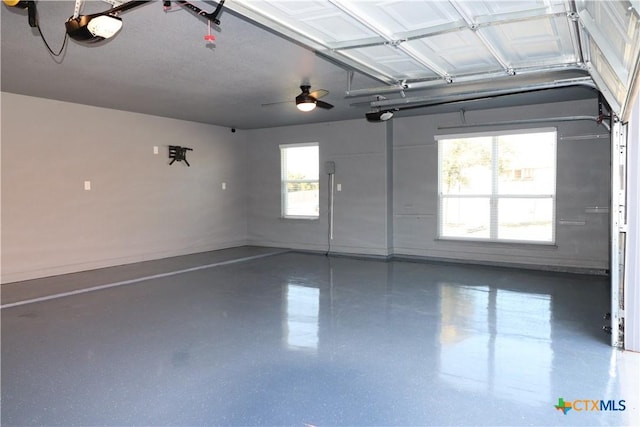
[225,0,640,349]
[225,0,640,120]
[577,0,640,121]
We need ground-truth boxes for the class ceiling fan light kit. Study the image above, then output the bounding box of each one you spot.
[296,100,317,112]
[294,85,333,112]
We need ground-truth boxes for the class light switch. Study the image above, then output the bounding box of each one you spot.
[84,181,91,191]
[222,182,227,190]
[337,183,342,192]
[153,146,159,155]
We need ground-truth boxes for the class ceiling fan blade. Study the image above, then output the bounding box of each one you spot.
[264,86,331,109]
[316,100,334,109]
[261,100,293,108]
[309,89,329,99]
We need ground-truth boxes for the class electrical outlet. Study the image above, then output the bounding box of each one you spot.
[153,146,159,155]
[222,182,227,190]
[84,181,91,191]
[337,183,342,192]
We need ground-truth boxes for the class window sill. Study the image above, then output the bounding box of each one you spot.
[435,237,558,250]
[281,216,320,221]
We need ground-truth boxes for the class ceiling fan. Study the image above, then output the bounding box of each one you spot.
[262,85,334,112]
[295,85,334,112]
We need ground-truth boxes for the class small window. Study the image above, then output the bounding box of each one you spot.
[280,143,319,219]
[437,128,556,244]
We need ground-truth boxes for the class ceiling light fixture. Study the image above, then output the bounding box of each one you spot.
[65,14,123,42]
[294,85,333,112]
[65,1,150,43]
[380,111,394,121]
[296,98,317,112]
[366,110,395,122]
[64,0,226,44]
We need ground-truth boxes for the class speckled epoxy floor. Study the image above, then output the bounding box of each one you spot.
[2,251,639,426]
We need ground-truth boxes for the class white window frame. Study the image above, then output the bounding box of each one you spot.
[280,142,319,220]
[436,127,557,245]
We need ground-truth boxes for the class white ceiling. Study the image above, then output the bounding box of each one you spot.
[2,1,639,129]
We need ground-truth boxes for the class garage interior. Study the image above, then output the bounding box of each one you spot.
[1,0,639,425]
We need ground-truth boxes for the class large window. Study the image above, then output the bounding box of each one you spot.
[437,128,556,243]
[280,143,319,219]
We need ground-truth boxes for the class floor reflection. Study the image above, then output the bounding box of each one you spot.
[284,283,320,353]
[4,251,637,426]
[438,282,553,405]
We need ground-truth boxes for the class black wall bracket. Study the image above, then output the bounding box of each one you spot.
[169,145,193,166]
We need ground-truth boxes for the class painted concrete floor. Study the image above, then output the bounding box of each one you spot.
[2,250,639,426]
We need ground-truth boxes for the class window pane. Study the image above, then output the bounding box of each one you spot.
[281,144,319,218]
[441,197,490,239]
[497,132,555,195]
[438,129,556,243]
[440,138,493,195]
[285,182,319,217]
[497,198,553,242]
[284,146,319,180]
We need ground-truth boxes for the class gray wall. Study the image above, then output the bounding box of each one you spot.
[2,94,611,283]
[247,98,611,271]
[393,99,610,271]
[1,93,247,283]
[246,120,391,256]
